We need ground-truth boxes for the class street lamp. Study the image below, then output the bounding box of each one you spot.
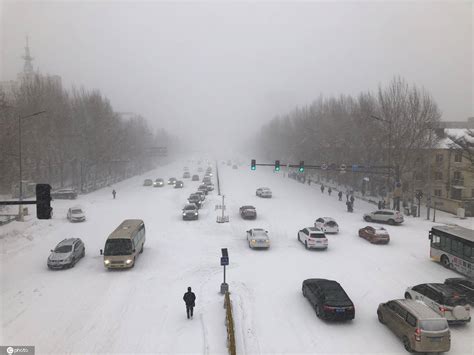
[18,110,46,221]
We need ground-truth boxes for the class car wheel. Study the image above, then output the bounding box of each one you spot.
[364,216,372,222]
[377,311,385,324]
[403,336,413,353]
[81,249,85,258]
[131,257,136,268]
[297,233,301,242]
[404,292,412,300]
[441,255,450,269]
[140,245,144,254]
[315,305,321,318]
[388,219,395,225]
[305,241,308,250]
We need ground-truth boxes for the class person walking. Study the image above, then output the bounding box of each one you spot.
[382,200,386,209]
[328,187,332,196]
[112,189,116,199]
[350,195,355,206]
[308,178,311,186]
[320,185,325,193]
[338,191,343,201]
[183,287,196,319]
[378,200,382,210]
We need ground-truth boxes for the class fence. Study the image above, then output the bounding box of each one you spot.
[224,291,236,355]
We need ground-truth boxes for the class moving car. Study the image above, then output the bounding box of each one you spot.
[377,299,450,353]
[205,182,215,191]
[444,278,474,304]
[240,205,257,219]
[194,191,206,202]
[167,177,177,185]
[203,176,212,184]
[192,174,200,181]
[246,228,270,249]
[67,206,86,222]
[154,178,164,187]
[48,238,85,269]
[363,209,404,225]
[51,188,78,199]
[302,279,355,321]
[143,179,153,187]
[183,172,191,179]
[256,187,272,198]
[101,219,146,269]
[174,180,184,188]
[314,217,339,234]
[405,283,471,324]
[187,194,202,208]
[182,204,199,220]
[358,226,390,244]
[198,184,209,195]
[297,227,328,249]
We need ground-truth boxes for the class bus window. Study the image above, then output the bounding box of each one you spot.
[432,234,441,248]
[464,245,473,261]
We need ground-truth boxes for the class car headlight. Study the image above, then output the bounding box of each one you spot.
[125,259,133,264]
[104,260,110,265]
[251,239,256,243]
[194,212,198,215]
[183,212,187,216]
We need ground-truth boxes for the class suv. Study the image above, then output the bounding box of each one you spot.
[192,174,200,181]
[240,205,257,219]
[154,178,164,187]
[47,238,85,269]
[198,184,209,195]
[302,279,355,321]
[256,187,272,198]
[51,188,78,199]
[187,194,202,208]
[67,206,85,222]
[167,177,177,185]
[314,217,339,234]
[182,204,199,220]
[445,278,474,304]
[363,209,404,225]
[405,283,471,324]
[377,299,450,353]
[297,227,328,249]
[174,180,184,188]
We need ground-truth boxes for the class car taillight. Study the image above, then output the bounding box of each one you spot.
[323,305,334,311]
[415,328,421,341]
[439,306,447,313]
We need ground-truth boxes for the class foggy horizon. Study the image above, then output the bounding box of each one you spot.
[1,0,473,150]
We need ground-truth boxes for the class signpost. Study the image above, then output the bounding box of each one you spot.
[220,248,229,294]
[216,195,229,223]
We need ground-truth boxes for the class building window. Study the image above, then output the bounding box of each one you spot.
[434,171,443,180]
[436,154,443,162]
[453,171,462,181]
[454,152,462,162]
[434,189,442,197]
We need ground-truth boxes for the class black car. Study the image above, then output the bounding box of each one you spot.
[182,204,199,220]
[239,205,257,219]
[445,278,474,304]
[51,188,78,200]
[174,180,184,188]
[192,174,200,181]
[302,279,355,321]
[198,185,209,195]
[187,194,202,208]
[168,177,177,185]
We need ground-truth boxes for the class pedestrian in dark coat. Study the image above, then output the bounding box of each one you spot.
[350,195,355,205]
[382,200,386,209]
[328,187,332,196]
[183,287,196,319]
[320,185,324,193]
[338,191,343,201]
[112,189,116,199]
[308,178,311,186]
[378,200,382,210]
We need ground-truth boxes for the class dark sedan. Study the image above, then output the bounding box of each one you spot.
[445,278,474,304]
[239,205,257,219]
[302,279,355,321]
[187,194,202,208]
[174,181,184,188]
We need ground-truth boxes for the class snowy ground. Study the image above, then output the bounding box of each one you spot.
[1,158,473,354]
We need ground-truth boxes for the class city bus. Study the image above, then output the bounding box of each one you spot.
[429,225,474,277]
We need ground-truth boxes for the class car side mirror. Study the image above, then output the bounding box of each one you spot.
[265,231,268,233]
[50,249,54,252]
[100,249,103,255]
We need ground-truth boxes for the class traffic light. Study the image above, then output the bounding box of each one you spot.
[299,161,304,172]
[36,183,52,219]
[274,160,280,171]
[251,159,256,170]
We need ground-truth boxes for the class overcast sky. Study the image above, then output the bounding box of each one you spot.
[1,0,472,150]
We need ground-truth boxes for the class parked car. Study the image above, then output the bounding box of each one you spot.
[192,174,200,181]
[246,228,270,249]
[256,187,272,198]
[358,226,390,244]
[182,204,199,220]
[377,299,450,353]
[363,209,404,225]
[297,227,328,249]
[240,205,257,219]
[47,238,85,269]
[154,178,164,187]
[314,217,339,234]
[183,166,189,171]
[302,279,355,321]
[174,180,184,188]
[198,184,209,195]
[405,283,471,324]
[51,188,78,199]
[143,179,153,187]
[67,206,85,222]
[183,172,191,179]
[444,278,474,304]
[187,194,202,208]
[194,191,206,202]
[167,177,177,185]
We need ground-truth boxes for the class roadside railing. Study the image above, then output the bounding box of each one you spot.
[224,291,236,355]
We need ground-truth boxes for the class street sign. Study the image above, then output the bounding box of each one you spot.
[220,256,229,266]
[352,164,359,172]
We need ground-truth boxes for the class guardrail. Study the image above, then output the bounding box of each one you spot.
[224,291,236,355]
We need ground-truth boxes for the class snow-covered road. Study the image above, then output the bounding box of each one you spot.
[1,158,473,354]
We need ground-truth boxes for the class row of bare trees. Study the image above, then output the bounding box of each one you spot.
[256,77,442,198]
[0,75,175,195]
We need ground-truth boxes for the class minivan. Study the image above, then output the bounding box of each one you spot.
[101,219,146,269]
[377,299,450,353]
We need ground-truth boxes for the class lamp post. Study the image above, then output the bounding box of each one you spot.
[18,110,46,221]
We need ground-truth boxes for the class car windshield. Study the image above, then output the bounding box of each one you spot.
[252,230,267,237]
[419,319,448,331]
[325,221,337,226]
[104,239,133,256]
[71,209,82,214]
[310,233,325,238]
[54,245,72,253]
[184,206,195,210]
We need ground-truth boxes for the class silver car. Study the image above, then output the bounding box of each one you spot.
[67,206,85,222]
[47,238,85,269]
[246,228,270,249]
[256,187,272,198]
[363,209,404,225]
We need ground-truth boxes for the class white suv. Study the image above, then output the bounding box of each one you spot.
[363,209,404,225]
[297,227,328,249]
[314,217,339,234]
[256,187,272,198]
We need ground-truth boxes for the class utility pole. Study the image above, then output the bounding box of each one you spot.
[427,129,433,220]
